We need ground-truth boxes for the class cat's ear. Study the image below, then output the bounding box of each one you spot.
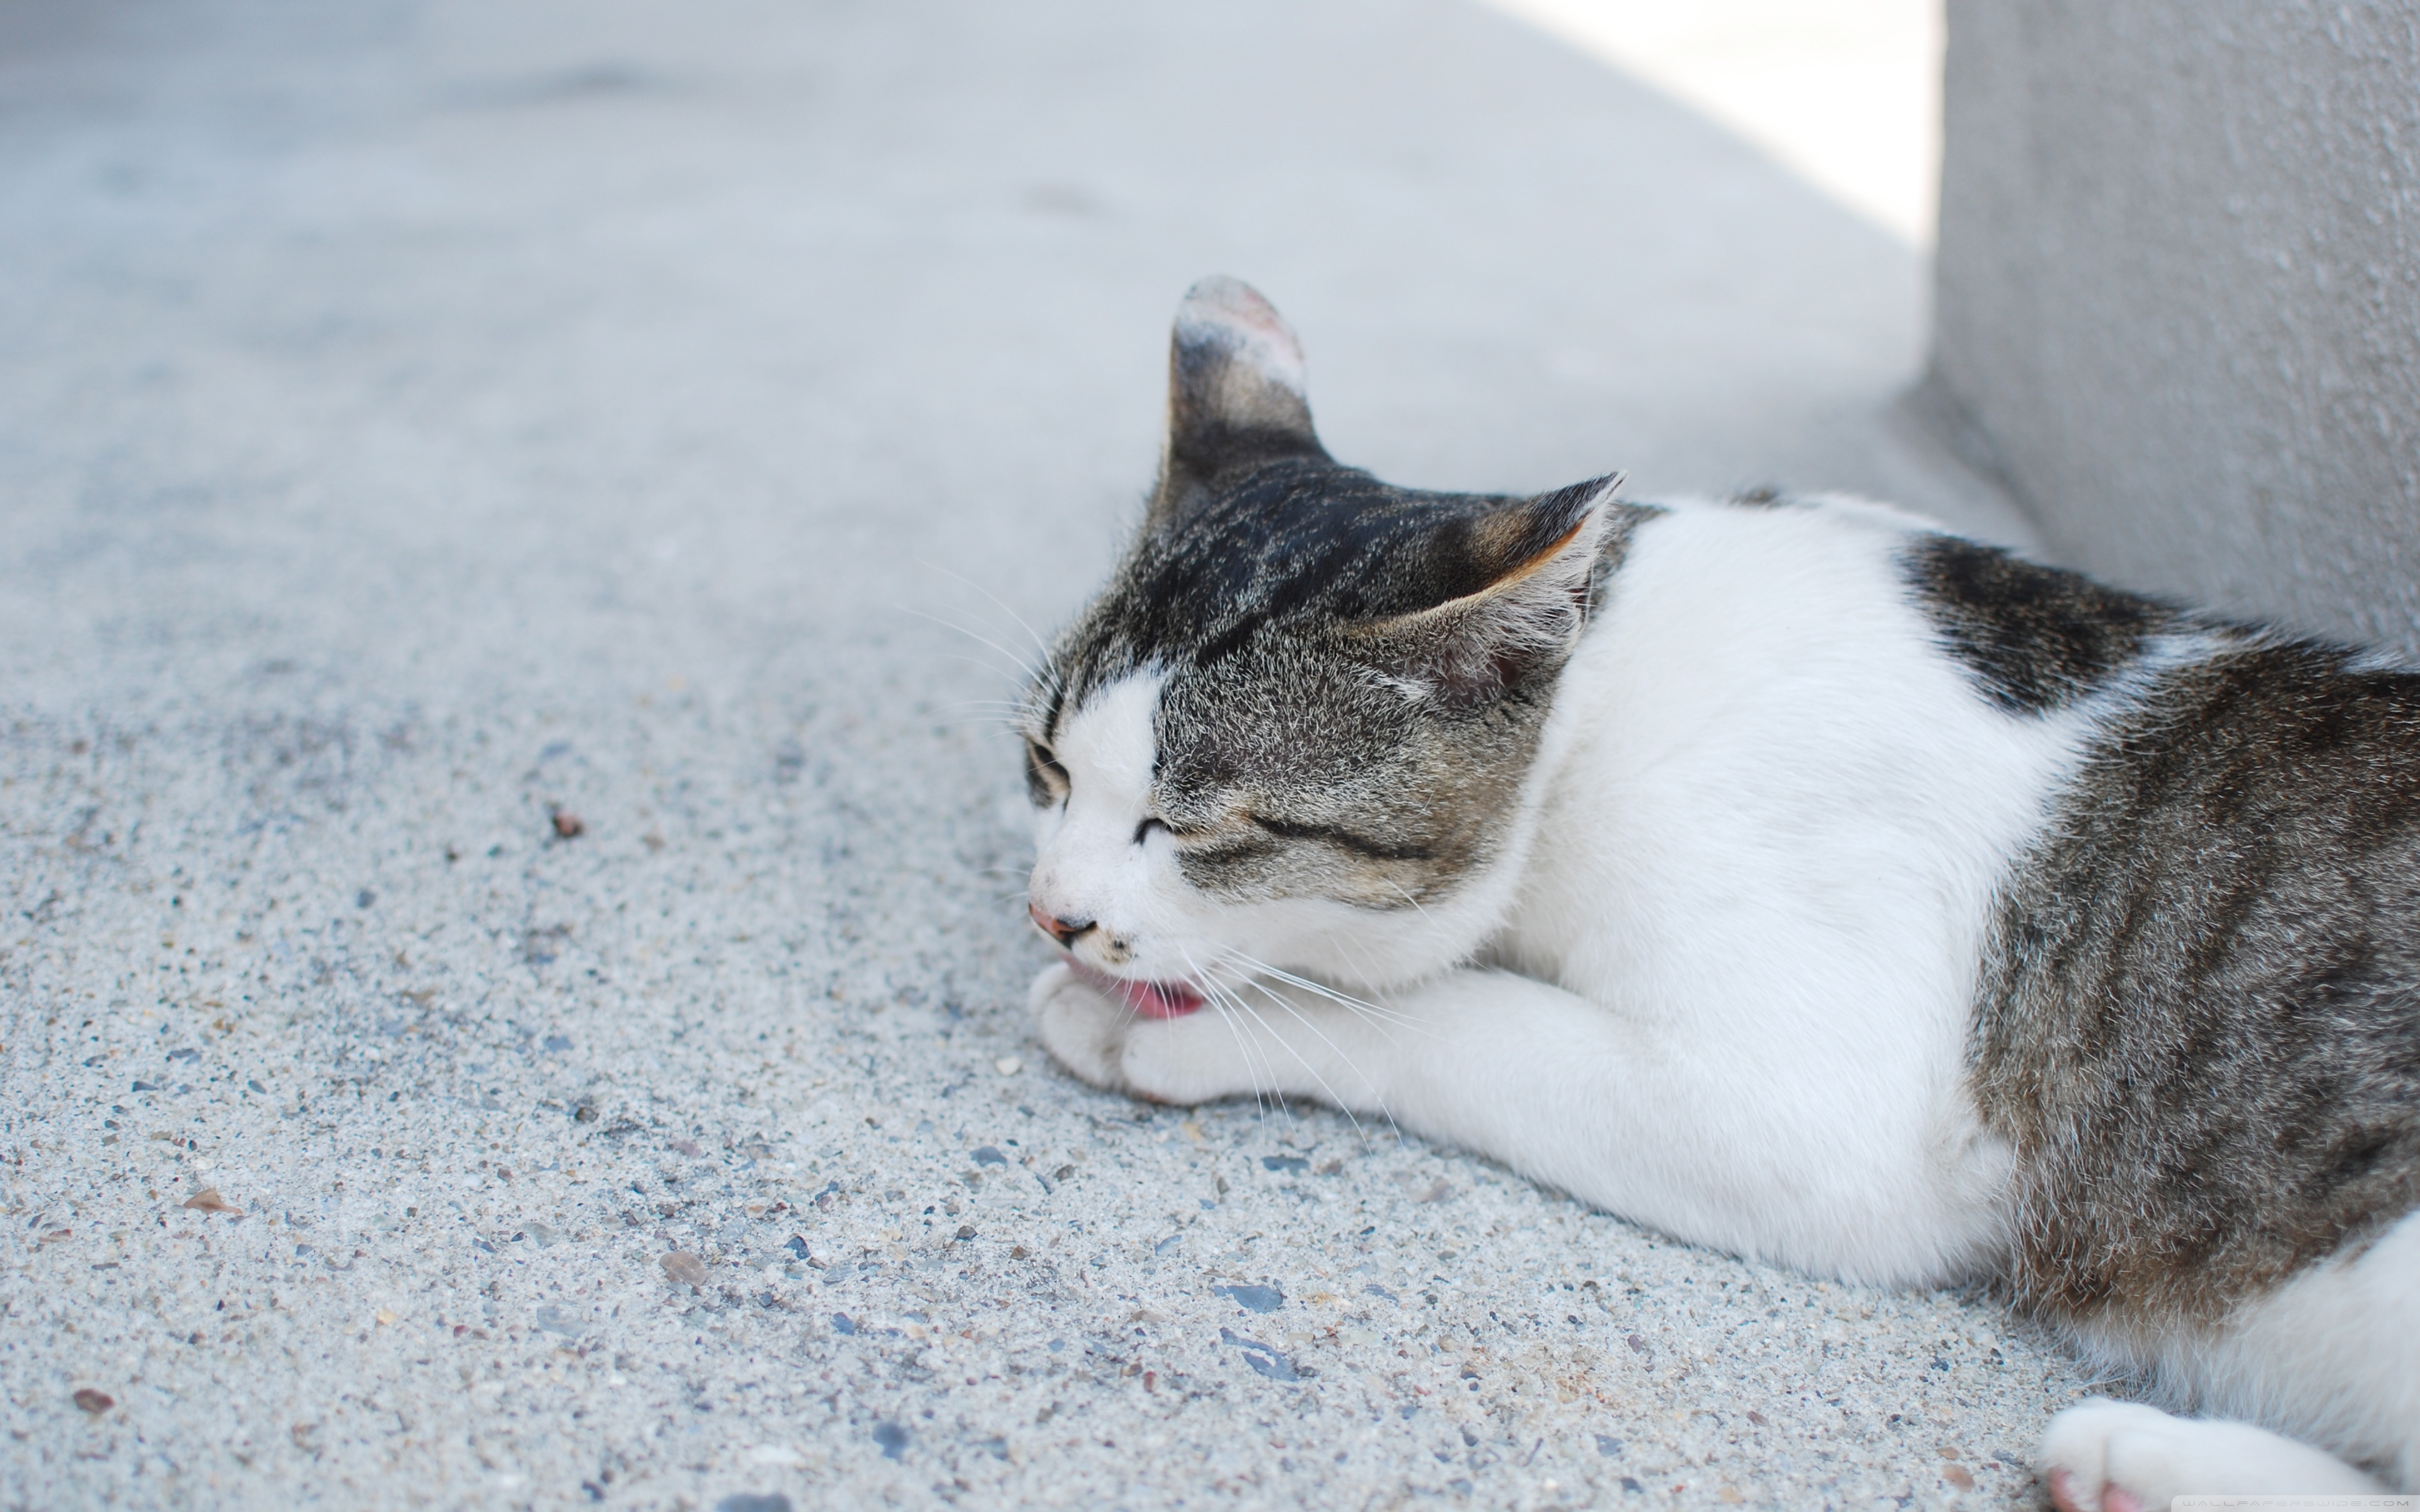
[1151,276,1327,522]
[1354,475,1625,707]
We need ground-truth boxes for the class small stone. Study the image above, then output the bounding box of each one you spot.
[72,1389,113,1414]
[1945,1465,1976,1491]
[669,1138,705,1159]
[715,1496,793,1512]
[1627,1333,1651,1355]
[872,1422,909,1460]
[993,1056,1022,1075]
[1747,1410,1769,1427]
[374,1309,397,1326]
[550,808,584,839]
[660,1251,709,1288]
[971,1146,1007,1167]
[954,1224,976,1240]
[182,1188,237,1215]
[1214,1283,1283,1313]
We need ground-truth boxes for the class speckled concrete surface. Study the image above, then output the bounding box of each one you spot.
[0,1,2082,1507]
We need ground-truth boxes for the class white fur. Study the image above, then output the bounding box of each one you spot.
[1027,495,2417,1494]
[2037,1399,2380,1510]
[2039,1209,2420,1503]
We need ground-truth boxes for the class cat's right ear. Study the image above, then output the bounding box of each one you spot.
[1349,476,1625,709]
[1150,277,1328,524]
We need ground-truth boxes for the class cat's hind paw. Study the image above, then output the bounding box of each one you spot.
[2038,1397,2380,1511]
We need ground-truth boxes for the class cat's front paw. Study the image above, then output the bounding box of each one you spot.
[1028,963,1257,1104]
[2038,1398,2378,1511]
[1030,962,1133,1092]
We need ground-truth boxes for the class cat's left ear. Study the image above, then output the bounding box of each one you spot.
[1150,276,1328,525]
[1353,474,1625,707]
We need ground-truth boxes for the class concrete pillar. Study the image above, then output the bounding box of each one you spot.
[1928,0,2420,652]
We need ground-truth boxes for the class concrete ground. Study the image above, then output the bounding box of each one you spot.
[0,1,2079,1508]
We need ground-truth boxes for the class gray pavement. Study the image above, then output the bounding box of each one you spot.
[0,2,2069,1507]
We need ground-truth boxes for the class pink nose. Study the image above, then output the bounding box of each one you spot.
[1028,901,1093,949]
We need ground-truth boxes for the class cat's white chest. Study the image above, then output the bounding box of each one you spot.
[1492,503,2092,1281]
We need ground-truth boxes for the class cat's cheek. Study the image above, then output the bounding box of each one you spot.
[1030,963,1132,1092]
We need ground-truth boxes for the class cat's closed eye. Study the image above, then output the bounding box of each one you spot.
[1024,739,1069,806]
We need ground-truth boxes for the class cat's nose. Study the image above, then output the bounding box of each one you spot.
[1028,901,1095,949]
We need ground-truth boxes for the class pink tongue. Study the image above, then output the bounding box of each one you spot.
[1126,980,1205,1019]
[1071,962,1204,1019]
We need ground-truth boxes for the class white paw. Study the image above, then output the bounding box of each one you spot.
[1028,963,1260,1104]
[2038,1397,2379,1511]
[2039,1399,2182,1512]
[1030,963,1131,1092]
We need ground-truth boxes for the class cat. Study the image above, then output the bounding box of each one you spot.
[1017,276,2419,1509]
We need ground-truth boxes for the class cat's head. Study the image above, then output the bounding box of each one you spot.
[1021,277,1621,1007]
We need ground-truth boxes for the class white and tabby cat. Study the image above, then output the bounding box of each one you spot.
[1020,278,2419,1509]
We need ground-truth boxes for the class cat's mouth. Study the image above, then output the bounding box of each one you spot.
[1066,959,1205,1019]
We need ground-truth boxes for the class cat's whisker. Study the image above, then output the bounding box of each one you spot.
[1206,994,1276,1120]
[1234,976,1388,1142]
[1381,878,1441,927]
[1201,990,1279,1120]
[911,559,1057,668]
[924,648,1049,689]
[1323,931,1398,1003]
[897,605,1056,689]
[936,714,1032,733]
[943,700,1037,718]
[1217,959,1404,1145]
[1225,951,1427,1035]
[1251,973,1415,1043]
[1181,945,1283,1119]
[1207,983,1301,1125]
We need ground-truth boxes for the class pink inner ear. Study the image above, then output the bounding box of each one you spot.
[1175,275,1306,383]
